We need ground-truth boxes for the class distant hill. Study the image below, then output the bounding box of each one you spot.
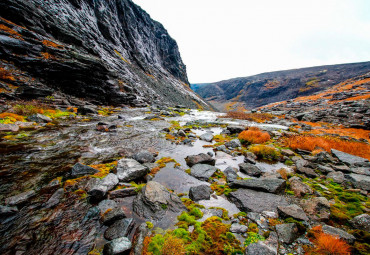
[191,61,370,111]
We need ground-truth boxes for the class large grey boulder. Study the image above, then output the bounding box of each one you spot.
[331,149,370,167]
[199,132,214,142]
[88,173,119,201]
[228,189,288,213]
[227,125,245,134]
[5,190,36,206]
[322,225,356,244]
[350,214,370,232]
[239,163,262,177]
[230,223,248,233]
[276,223,299,244]
[277,204,309,221]
[301,197,330,221]
[224,167,238,182]
[229,179,286,194]
[101,207,126,226]
[190,164,217,181]
[225,138,241,149]
[98,200,117,214]
[289,176,312,197]
[116,158,149,182]
[345,173,370,191]
[295,159,318,178]
[28,113,52,123]
[104,218,135,240]
[189,185,212,201]
[133,181,186,221]
[70,163,99,178]
[327,171,345,184]
[185,153,215,167]
[103,237,132,255]
[132,150,155,164]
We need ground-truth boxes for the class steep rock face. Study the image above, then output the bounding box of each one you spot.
[192,62,370,111]
[0,0,210,109]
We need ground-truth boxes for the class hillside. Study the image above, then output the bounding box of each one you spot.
[0,0,211,109]
[191,62,370,111]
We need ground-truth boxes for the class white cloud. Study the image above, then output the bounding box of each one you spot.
[135,0,370,83]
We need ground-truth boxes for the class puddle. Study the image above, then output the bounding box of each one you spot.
[198,195,240,220]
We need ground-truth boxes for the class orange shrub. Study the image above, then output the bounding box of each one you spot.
[161,235,186,255]
[238,128,270,144]
[0,67,15,81]
[283,135,370,160]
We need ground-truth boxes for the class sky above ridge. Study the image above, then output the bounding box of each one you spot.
[135,0,370,83]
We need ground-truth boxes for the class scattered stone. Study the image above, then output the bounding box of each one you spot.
[103,236,132,255]
[88,173,119,201]
[70,163,99,178]
[301,197,330,221]
[289,176,313,197]
[45,188,64,208]
[101,207,126,226]
[345,173,370,191]
[77,106,98,115]
[276,223,299,244]
[185,153,215,167]
[109,188,137,199]
[317,164,334,174]
[227,125,245,134]
[224,167,238,182]
[190,164,217,181]
[281,149,295,157]
[277,204,309,221]
[28,113,52,123]
[322,225,356,244]
[229,179,286,194]
[104,218,135,240]
[331,164,351,173]
[230,223,248,233]
[350,214,370,232]
[116,158,149,182]
[5,190,36,206]
[296,166,318,178]
[132,150,155,164]
[98,200,117,215]
[177,130,187,137]
[228,189,288,213]
[238,163,262,177]
[0,123,19,132]
[225,138,241,149]
[262,211,278,219]
[199,132,213,142]
[327,171,345,184]
[0,205,18,217]
[189,185,212,201]
[331,149,370,167]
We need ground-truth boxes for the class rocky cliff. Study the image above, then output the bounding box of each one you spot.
[192,62,370,111]
[0,0,211,109]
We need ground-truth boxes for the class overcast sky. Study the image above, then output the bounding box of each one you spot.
[135,0,370,83]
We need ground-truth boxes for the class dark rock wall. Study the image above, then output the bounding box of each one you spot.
[0,0,210,109]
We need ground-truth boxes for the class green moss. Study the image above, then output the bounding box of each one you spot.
[147,234,165,255]
[209,207,230,220]
[244,232,265,247]
[284,160,294,166]
[189,207,203,219]
[248,223,259,233]
[161,204,168,210]
[146,221,154,229]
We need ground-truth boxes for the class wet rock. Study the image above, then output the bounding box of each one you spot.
[116,158,149,182]
[326,171,345,183]
[0,123,19,132]
[190,164,217,181]
[281,149,295,157]
[224,167,238,182]
[98,200,117,215]
[301,197,330,221]
[185,153,215,167]
[331,149,370,167]
[345,173,370,191]
[189,185,212,201]
[228,189,288,213]
[131,223,150,255]
[45,188,64,208]
[88,173,119,201]
[322,225,356,244]
[317,164,334,174]
[331,164,351,173]
[296,166,318,178]
[101,207,126,226]
[103,237,132,255]
[109,188,137,199]
[276,223,299,244]
[238,163,262,177]
[216,145,227,152]
[199,132,213,142]
[77,106,98,115]
[70,163,99,178]
[0,205,18,217]
[133,181,186,221]
[132,150,155,164]
[314,151,335,163]
[245,238,277,255]
[177,129,187,137]
[227,125,245,134]
[28,114,52,123]
[5,190,36,206]
[208,208,224,218]
[82,206,101,223]
[289,176,313,197]
[104,218,135,240]
[230,223,248,233]
[350,214,370,232]
[277,204,309,221]
[225,138,241,149]
[230,179,286,194]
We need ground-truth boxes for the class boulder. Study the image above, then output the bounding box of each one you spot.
[133,181,186,221]
[277,204,309,221]
[101,207,126,226]
[281,149,295,157]
[116,158,149,182]
[132,150,155,164]
[199,132,213,142]
[103,237,132,255]
[88,173,119,201]
[225,138,241,149]
[45,188,64,208]
[189,185,212,201]
[190,164,217,181]
[28,113,52,123]
[230,223,248,233]
[345,173,370,191]
[109,188,137,199]
[224,167,238,182]
[98,200,118,215]
[104,218,135,240]
[228,189,288,213]
[0,205,18,217]
[239,163,262,177]
[70,163,99,178]
[0,123,19,132]
[289,176,313,197]
[276,223,299,244]
[185,153,215,167]
[301,197,330,221]
[77,106,98,115]
[350,214,370,232]
[229,179,286,194]
[295,159,318,178]
[245,232,278,255]
[326,171,345,184]
[5,190,36,206]
[177,129,187,137]
[331,149,370,167]
[227,125,245,134]
[322,225,356,244]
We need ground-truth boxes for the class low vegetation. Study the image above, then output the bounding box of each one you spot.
[238,127,270,144]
